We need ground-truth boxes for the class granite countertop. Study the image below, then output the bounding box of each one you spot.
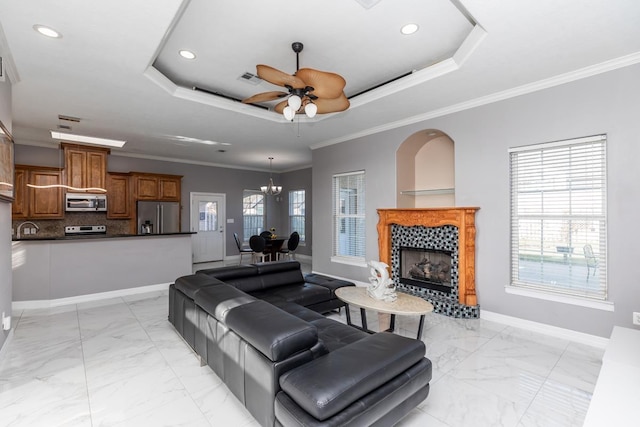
[12,232,196,242]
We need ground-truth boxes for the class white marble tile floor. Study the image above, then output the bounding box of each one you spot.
[0,264,603,426]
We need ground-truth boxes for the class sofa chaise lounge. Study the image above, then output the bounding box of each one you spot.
[168,260,432,426]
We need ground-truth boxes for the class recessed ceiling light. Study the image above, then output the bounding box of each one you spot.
[179,50,196,60]
[33,24,62,38]
[50,131,126,148]
[400,23,419,35]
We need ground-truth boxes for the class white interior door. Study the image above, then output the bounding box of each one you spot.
[191,192,225,263]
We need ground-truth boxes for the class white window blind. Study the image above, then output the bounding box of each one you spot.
[332,171,365,260]
[509,135,607,300]
[242,190,265,241]
[288,189,305,242]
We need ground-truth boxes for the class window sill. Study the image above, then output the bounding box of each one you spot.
[331,256,368,268]
[505,285,614,311]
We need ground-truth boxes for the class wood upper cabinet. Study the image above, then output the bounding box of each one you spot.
[106,172,132,219]
[13,165,64,219]
[132,173,181,202]
[158,176,180,200]
[11,167,28,219]
[62,143,109,192]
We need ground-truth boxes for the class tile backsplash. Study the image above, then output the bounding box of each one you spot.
[12,213,131,238]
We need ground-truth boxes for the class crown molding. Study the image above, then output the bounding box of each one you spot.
[311,51,640,150]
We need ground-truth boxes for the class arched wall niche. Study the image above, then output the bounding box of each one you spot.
[396,129,455,208]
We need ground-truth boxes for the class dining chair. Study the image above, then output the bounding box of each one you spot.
[234,232,253,265]
[249,235,270,263]
[277,232,300,260]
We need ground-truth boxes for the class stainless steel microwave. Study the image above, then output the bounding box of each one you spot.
[65,193,108,212]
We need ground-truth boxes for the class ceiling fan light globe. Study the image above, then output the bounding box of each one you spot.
[288,95,302,111]
[283,106,295,121]
[304,102,318,118]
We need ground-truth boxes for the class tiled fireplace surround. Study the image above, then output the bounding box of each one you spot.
[377,208,480,318]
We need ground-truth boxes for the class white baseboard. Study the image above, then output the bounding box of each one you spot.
[12,283,171,310]
[481,310,609,349]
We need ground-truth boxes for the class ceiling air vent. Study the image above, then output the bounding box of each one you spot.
[238,72,262,85]
[57,124,72,130]
[58,114,81,123]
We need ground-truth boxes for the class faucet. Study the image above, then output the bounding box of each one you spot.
[16,221,40,239]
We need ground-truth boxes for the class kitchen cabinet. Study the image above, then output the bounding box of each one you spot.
[62,143,109,192]
[12,165,64,219]
[132,172,182,202]
[106,172,132,219]
[11,167,28,219]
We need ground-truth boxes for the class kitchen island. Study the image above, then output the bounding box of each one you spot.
[12,233,193,307]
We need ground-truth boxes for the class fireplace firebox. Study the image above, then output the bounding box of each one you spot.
[400,247,453,293]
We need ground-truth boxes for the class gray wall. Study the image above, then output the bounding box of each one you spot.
[0,74,12,350]
[312,63,640,338]
[13,146,313,258]
[279,167,312,256]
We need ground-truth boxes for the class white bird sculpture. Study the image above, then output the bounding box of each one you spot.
[367,260,397,302]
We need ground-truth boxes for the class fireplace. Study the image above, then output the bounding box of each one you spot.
[400,247,453,293]
[377,208,479,318]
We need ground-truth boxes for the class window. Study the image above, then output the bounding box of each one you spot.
[242,190,264,241]
[332,171,365,261]
[509,135,607,300]
[288,189,305,242]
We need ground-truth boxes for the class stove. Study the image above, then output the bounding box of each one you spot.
[64,225,107,235]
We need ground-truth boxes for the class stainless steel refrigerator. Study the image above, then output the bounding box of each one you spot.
[136,201,180,234]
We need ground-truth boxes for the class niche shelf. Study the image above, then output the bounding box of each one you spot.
[400,188,455,196]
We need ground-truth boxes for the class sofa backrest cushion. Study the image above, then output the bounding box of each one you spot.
[256,261,305,291]
[175,274,224,299]
[219,261,305,293]
[225,300,318,362]
[197,264,259,281]
[194,283,257,323]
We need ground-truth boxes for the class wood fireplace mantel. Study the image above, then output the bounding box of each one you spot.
[377,207,479,306]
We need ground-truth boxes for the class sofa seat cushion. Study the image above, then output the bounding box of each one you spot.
[304,274,356,297]
[279,333,426,420]
[250,283,331,307]
[175,274,224,299]
[309,318,368,352]
[225,300,318,362]
[272,301,327,323]
[194,283,257,323]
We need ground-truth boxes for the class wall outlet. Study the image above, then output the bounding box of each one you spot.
[633,312,640,326]
[1,312,10,331]
[23,228,30,235]
[30,227,37,234]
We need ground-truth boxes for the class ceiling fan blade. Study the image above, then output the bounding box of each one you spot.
[314,93,350,114]
[242,91,289,104]
[274,100,289,114]
[257,65,306,89]
[296,68,346,99]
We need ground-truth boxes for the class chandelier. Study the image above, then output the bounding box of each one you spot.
[261,157,282,196]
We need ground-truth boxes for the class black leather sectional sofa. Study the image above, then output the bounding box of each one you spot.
[169,260,432,426]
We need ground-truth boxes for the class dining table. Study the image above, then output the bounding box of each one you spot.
[264,237,285,261]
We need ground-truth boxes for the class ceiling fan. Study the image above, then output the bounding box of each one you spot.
[242,42,350,120]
